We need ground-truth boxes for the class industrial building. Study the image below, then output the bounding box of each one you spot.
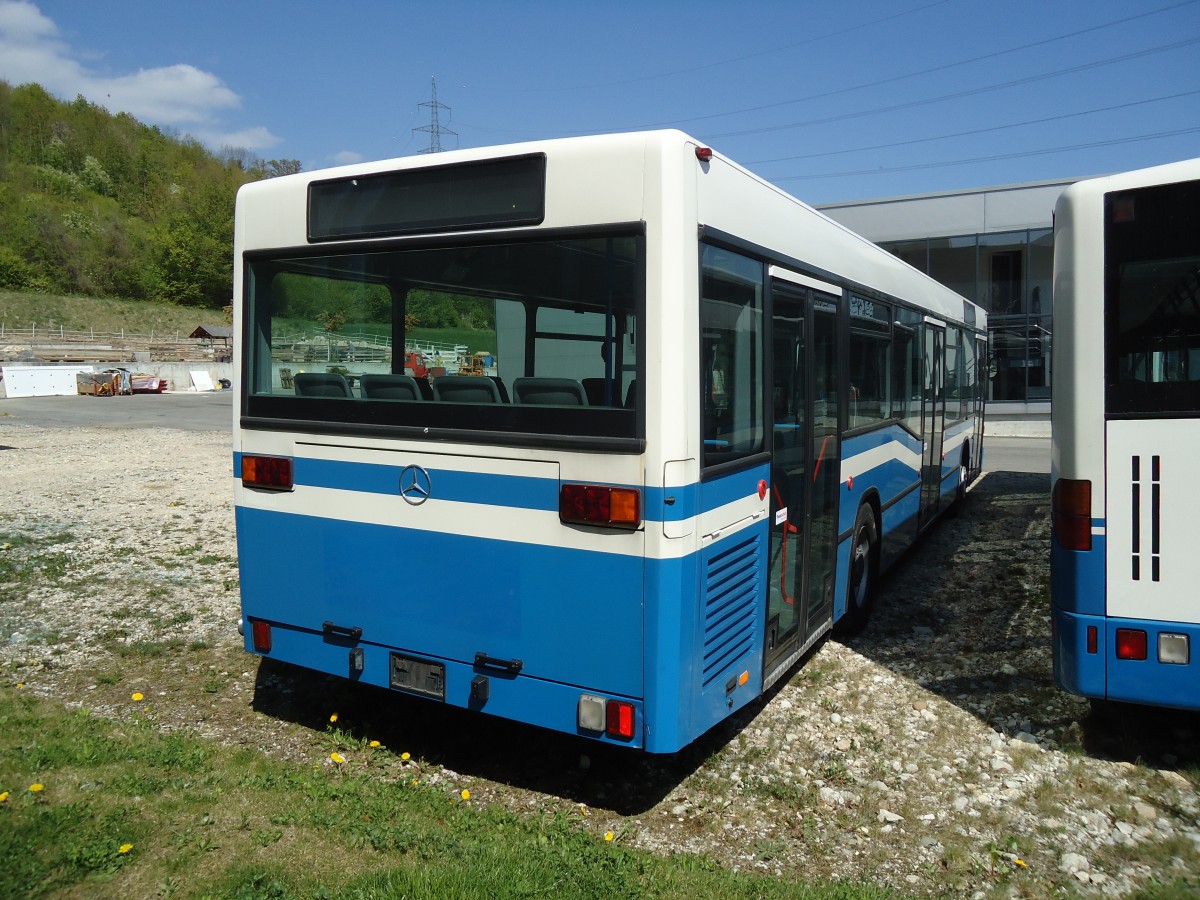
[820,178,1074,432]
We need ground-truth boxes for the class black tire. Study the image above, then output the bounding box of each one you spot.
[949,446,970,515]
[836,503,878,637]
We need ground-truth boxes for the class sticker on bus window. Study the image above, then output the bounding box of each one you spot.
[775,508,788,525]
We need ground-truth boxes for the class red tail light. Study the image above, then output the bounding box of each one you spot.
[606,700,635,740]
[242,455,294,491]
[1115,628,1147,661]
[1052,478,1091,551]
[560,484,641,529]
[251,620,273,653]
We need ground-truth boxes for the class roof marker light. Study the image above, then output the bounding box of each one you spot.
[695,146,713,162]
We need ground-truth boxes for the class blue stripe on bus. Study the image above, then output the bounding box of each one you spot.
[237,452,752,523]
[299,457,555,511]
[842,426,922,455]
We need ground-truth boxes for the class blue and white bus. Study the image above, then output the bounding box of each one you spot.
[233,131,986,753]
[1051,157,1200,712]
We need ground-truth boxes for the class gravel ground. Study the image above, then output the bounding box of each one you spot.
[1,420,1198,898]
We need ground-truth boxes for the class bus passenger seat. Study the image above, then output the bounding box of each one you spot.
[513,377,588,405]
[432,375,503,403]
[360,374,423,401]
[294,372,353,398]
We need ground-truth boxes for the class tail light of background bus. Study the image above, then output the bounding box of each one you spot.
[560,484,641,529]
[1052,478,1091,551]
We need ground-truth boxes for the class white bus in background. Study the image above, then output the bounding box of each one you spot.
[1052,156,1200,711]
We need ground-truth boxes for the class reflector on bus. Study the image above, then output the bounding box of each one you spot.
[606,700,636,740]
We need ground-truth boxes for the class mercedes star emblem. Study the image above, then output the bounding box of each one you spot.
[399,464,432,505]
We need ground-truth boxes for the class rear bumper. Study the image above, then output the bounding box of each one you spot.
[1053,608,1199,711]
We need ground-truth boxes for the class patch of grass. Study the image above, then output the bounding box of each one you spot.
[0,686,901,900]
[115,639,186,659]
[1127,875,1200,899]
[0,530,75,595]
[0,289,227,336]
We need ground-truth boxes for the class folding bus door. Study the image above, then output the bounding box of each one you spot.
[919,320,946,528]
[765,281,840,684]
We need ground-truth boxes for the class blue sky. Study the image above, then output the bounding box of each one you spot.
[1,0,1197,203]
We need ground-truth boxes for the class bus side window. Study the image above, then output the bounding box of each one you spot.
[700,245,764,467]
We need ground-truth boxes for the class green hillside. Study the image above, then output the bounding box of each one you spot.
[0,289,228,337]
[0,80,298,310]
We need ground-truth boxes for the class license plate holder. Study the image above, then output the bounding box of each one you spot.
[389,653,445,700]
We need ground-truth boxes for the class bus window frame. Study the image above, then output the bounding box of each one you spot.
[238,225,648,453]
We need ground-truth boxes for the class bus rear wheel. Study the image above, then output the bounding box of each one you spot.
[836,503,878,637]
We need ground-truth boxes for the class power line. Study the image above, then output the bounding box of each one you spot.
[749,89,1200,165]
[533,0,954,92]
[773,126,1200,182]
[630,0,1200,131]
[702,34,1200,140]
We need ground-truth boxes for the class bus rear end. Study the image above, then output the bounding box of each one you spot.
[233,146,654,747]
[1052,163,1200,710]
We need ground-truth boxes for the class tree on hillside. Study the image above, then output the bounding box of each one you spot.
[0,79,272,307]
[156,179,236,307]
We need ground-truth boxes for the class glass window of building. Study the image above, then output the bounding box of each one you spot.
[887,240,927,272]
[980,231,1027,402]
[928,236,976,301]
[1027,228,1053,400]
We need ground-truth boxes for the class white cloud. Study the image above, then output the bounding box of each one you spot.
[200,126,282,153]
[0,1,276,149]
[330,150,364,166]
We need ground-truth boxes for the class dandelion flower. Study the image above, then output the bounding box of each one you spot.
[412,778,418,786]
[604,831,614,842]
[330,752,345,764]
[131,692,144,702]
[369,740,380,748]
[29,783,44,793]
[119,843,133,854]
[0,791,8,803]
[329,712,338,723]
[579,804,589,816]
[15,683,25,689]
[1015,859,1028,869]
[401,752,411,761]
[460,789,470,801]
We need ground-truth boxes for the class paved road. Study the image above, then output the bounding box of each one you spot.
[0,390,234,431]
[983,435,1051,474]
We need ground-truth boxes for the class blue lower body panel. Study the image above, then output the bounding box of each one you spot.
[1053,609,1199,711]
[244,621,646,748]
